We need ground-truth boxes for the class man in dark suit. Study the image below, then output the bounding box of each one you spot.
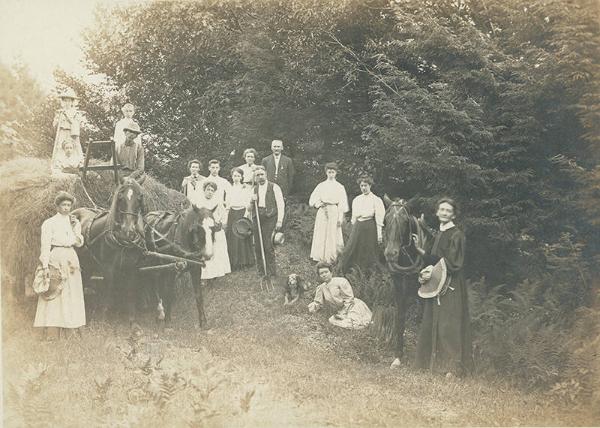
[261,139,295,199]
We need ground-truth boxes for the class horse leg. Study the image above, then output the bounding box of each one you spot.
[126,269,140,330]
[190,267,207,329]
[81,268,95,324]
[158,271,175,327]
[100,270,114,322]
[391,274,410,367]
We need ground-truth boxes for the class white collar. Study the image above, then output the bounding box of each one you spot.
[439,221,455,231]
[273,154,281,158]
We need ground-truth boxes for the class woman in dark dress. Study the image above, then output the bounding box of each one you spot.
[413,197,473,377]
[225,167,254,270]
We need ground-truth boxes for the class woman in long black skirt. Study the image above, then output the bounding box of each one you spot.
[225,167,255,270]
[339,175,385,275]
[413,197,473,377]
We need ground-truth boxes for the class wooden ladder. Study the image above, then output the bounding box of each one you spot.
[80,139,120,185]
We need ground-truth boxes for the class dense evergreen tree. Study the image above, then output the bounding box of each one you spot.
[78,0,599,285]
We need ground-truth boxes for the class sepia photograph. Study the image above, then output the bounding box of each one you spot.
[1,0,599,426]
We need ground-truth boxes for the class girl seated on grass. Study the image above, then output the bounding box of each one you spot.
[308,262,372,330]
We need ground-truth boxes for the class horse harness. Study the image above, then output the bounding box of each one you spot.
[144,211,203,260]
[81,209,147,272]
[386,202,423,274]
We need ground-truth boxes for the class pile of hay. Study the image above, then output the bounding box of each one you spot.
[0,157,187,298]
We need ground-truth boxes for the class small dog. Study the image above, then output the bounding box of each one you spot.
[284,274,305,306]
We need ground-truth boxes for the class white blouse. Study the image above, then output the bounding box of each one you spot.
[51,153,83,174]
[239,164,257,184]
[350,193,385,227]
[195,195,227,224]
[309,180,349,222]
[39,213,84,268]
[226,184,252,209]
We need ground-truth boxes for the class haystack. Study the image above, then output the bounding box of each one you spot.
[0,157,188,298]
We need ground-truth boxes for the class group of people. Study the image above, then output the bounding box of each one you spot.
[39,90,472,377]
[51,91,145,182]
[178,140,292,282]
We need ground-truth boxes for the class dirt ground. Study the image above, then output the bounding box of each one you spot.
[3,240,598,427]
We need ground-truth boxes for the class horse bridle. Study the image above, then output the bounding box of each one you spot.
[385,201,422,273]
[145,211,206,260]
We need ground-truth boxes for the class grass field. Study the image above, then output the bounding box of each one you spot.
[3,237,598,427]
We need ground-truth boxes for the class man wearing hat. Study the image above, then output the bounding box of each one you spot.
[251,165,285,278]
[115,119,145,182]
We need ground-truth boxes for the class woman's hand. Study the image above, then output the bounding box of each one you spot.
[418,265,434,284]
[412,233,425,255]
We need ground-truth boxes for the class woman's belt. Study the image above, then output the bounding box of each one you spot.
[230,206,247,210]
[357,216,374,222]
[51,245,72,250]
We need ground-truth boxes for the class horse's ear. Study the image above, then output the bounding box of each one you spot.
[383,194,393,207]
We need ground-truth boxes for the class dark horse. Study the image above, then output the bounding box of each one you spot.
[382,196,431,367]
[72,178,148,325]
[142,205,215,328]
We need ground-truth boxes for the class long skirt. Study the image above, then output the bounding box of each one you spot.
[34,247,86,328]
[328,298,372,330]
[202,229,231,279]
[226,208,255,270]
[339,218,378,274]
[310,205,344,263]
[416,272,473,376]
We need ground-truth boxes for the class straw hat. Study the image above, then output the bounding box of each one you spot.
[272,231,285,246]
[123,120,142,134]
[232,217,253,239]
[32,264,64,301]
[418,258,451,299]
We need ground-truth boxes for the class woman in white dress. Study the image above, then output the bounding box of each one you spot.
[308,263,372,329]
[181,159,206,207]
[51,88,84,171]
[225,167,254,270]
[238,148,258,185]
[309,162,349,263]
[196,181,231,281]
[34,191,86,339]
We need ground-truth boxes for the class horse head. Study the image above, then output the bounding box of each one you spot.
[383,195,422,273]
[108,178,147,242]
[178,205,215,261]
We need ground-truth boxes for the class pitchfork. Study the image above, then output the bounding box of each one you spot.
[253,196,275,292]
